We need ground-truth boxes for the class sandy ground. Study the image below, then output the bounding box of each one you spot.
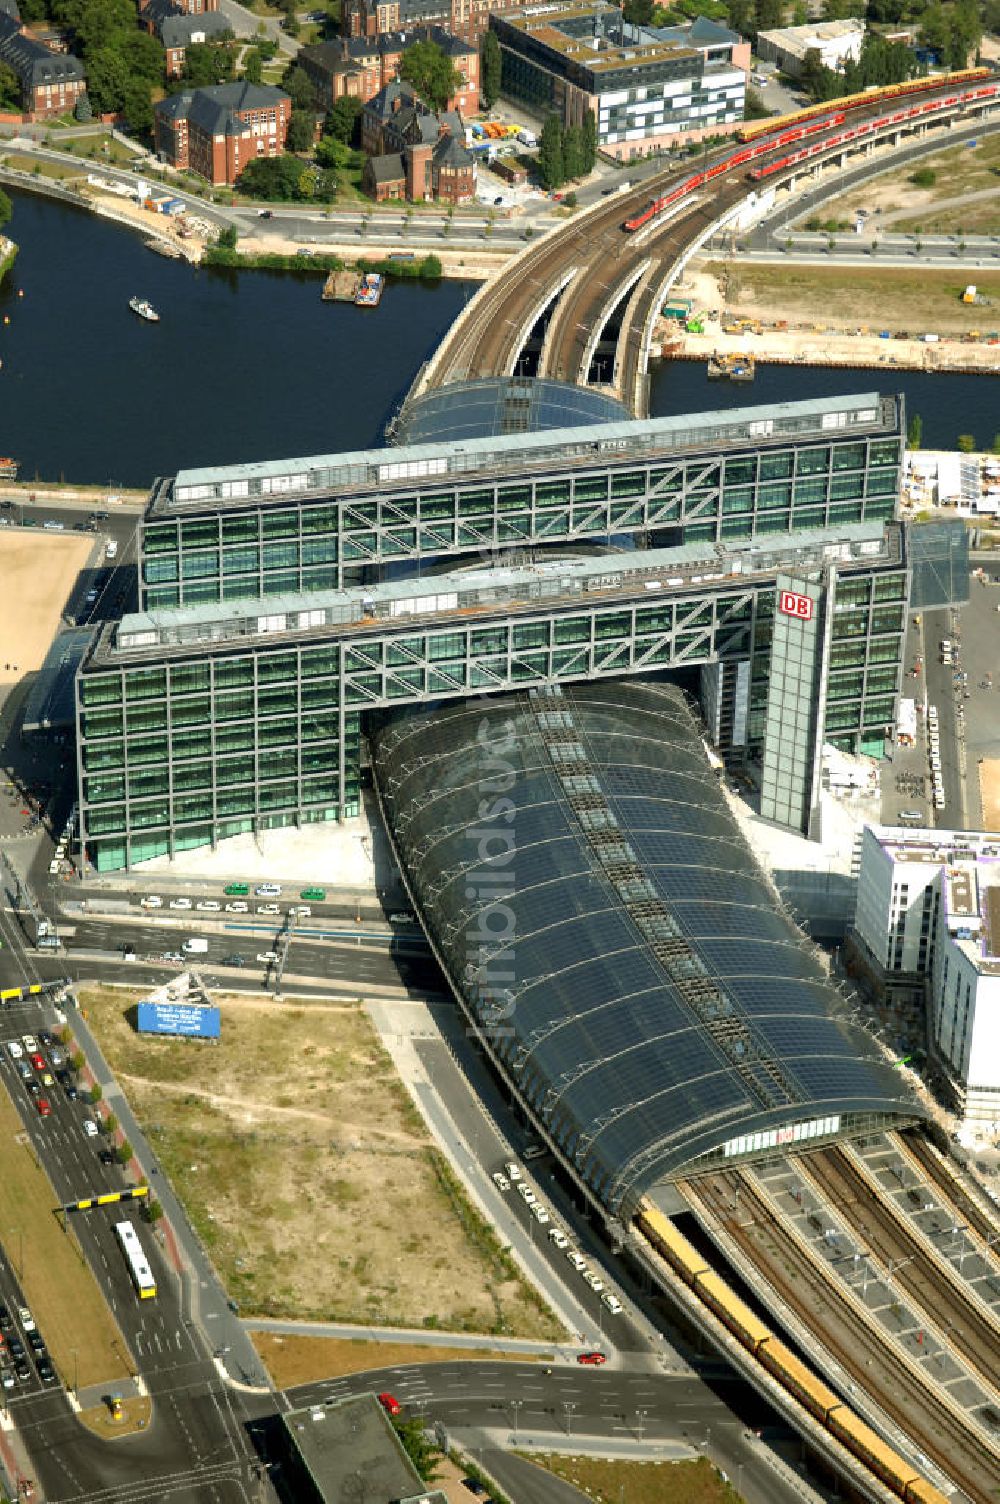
[0,530,91,689]
[661,265,1000,375]
[979,759,1000,830]
[79,985,562,1338]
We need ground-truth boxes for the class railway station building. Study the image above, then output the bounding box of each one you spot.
[371,681,926,1212]
[75,389,912,871]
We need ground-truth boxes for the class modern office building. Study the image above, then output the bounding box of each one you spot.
[77,390,910,871]
[851,825,1000,1122]
[491,2,747,156]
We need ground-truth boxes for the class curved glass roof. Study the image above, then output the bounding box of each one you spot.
[392,377,629,446]
[371,681,925,1216]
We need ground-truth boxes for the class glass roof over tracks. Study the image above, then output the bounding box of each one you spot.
[371,681,926,1218]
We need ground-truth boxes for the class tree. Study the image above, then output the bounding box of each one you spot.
[392,1419,442,1484]
[0,60,19,112]
[623,0,654,20]
[582,109,597,173]
[104,1111,118,1136]
[286,109,315,152]
[123,78,154,134]
[957,434,977,452]
[398,39,461,111]
[90,1083,103,1104]
[217,223,238,248]
[754,0,783,31]
[183,41,236,87]
[145,1197,164,1224]
[281,62,319,110]
[325,94,363,144]
[481,28,501,110]
[316,134,355,169]
[243,47,263,84]
[71,1051,85,1072]
[74,90,93,122]
[562,123,584,180]
[537,112,564,191]
[992,433,1000,456]
[72,0,136,56]
[237,154,310,199]
[122,30,167,83]
[907,413,923,448]
[0,187,10,230]
[117,1139,133,1165]
[81,46,131,115]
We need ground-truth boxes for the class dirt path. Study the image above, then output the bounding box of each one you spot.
[878,185,1000,229]
[117,1070,428,1146]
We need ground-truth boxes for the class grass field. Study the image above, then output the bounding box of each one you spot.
[252,1331,548,1387]
[1,154,85,182]
[712,261,1000,334]
[79,988,563,1338]
[522,1453,743,1503]
[0,1086,132,1390]
[807,135,1000,236]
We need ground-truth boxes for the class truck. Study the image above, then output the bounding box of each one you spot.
[182,937,208,955]
[105,539,118,560]
[516,128,537,147]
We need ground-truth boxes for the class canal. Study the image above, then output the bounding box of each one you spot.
[0,186,997,487]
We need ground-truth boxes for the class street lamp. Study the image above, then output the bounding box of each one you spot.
[71,1347,79,1397]
[511,1398,521,1445]
[563,1401,577,1437]
[9,1229,22,1279]
[635,1408,648,1442]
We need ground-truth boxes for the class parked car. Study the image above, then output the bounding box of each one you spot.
[224,902,248,914]
[140,896,162,909]
[255,883,281,898]
[256,951,278,964]
[83,1119,99,1138]
[21,1036,37,1053]
[222,954,246,968]
[377,1392,401,1416]
[196,900,221,912]
[169,897,193,910]
[17,1309,34,1334]
[29,1053,45,1072]
[256,903,280,915]
[6,1041,22,1059]
[98,1149,115,1166]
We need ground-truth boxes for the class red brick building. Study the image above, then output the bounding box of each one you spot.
[299,25,478,116]
[153,82,291,186]
[141,0,232,80]
[361,80,474,203]
[343,0,539,47]
[0,0,85,120]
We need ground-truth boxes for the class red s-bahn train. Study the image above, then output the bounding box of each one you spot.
[622,70,998,234]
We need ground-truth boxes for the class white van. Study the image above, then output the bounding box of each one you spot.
[182,937,208,954]
[105,539,118,560]
[255,882,281,898]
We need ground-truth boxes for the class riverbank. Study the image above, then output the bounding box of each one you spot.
[0,482,146,509]
[0,233,16,286]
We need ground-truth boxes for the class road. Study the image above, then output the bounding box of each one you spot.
[283,1362,828,1504]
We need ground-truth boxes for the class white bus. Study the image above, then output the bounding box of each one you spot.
[114,1220,156,1300]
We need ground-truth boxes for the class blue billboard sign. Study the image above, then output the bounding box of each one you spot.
[136,1002,221,1039]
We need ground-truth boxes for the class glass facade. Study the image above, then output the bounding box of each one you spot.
[80,394,909,869]
[78,646,359,872]
[140,433,903,609]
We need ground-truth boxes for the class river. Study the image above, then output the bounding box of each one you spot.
[0,186,997,486]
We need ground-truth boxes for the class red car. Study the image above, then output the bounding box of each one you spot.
[377,1392,401,1416]
[36,1099,51,1118]
[29,1054,45,1073]
[577,1351,607,1366]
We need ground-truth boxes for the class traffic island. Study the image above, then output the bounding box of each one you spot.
[74,1393,153,1440]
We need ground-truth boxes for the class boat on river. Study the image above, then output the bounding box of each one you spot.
[129,296,160,323]
[0,458,17,478]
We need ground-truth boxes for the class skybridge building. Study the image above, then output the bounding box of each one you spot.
[76,390,911,871]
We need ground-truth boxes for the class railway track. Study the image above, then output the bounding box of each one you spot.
[800,1145,1000,1396]
[898,1129,1000,1248]
[424,79,999,413]
[686,1169,1000,1504]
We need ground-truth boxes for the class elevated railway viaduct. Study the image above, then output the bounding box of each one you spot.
[413,76,1000,418]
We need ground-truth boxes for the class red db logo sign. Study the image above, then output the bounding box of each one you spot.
[779,590,813,622]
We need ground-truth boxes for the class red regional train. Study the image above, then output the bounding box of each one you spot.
[622,70,998,233]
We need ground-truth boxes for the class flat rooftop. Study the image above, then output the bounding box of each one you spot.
[153,392,899,515]
[281,1396,443,1504]
[97,520,900,661]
